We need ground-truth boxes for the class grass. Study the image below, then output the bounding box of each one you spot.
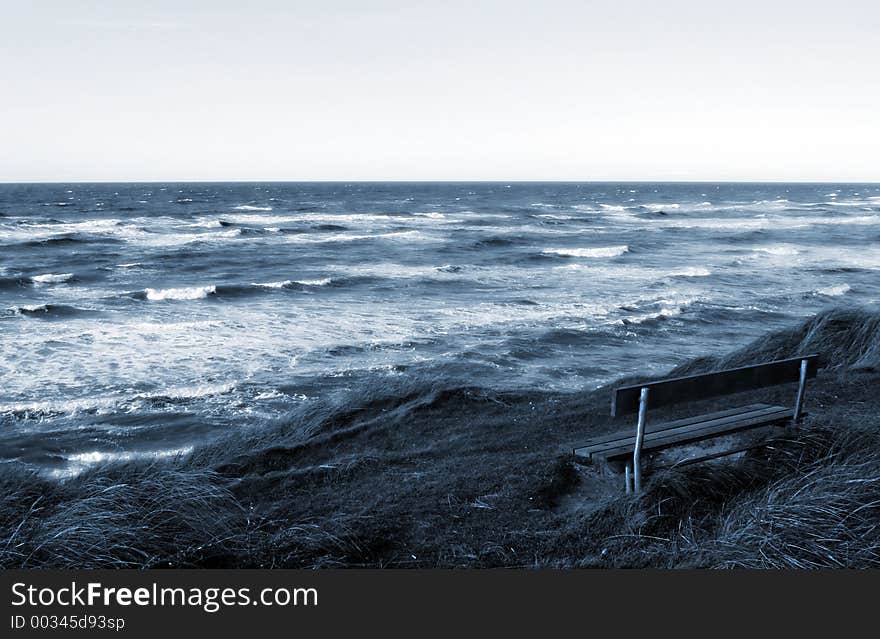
[2,306,880,568]
[543,414,880,568]
[1,466,245,568]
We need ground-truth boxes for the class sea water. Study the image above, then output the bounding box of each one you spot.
[2,182,878,475]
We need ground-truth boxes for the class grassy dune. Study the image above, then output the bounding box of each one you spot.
[2,307,880,568]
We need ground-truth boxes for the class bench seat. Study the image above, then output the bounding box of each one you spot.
[574,403,792,464]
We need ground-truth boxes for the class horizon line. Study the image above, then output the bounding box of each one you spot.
[2,179,880,185]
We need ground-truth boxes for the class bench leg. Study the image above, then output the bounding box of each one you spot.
[633,387,650,493]
[624,461,633,493]
[793,358,808,424]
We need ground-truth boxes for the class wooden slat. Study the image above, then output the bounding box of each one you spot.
[611,354,818,416]
[575,405,789,461]
[577,403,771,449]
[598,409,791,461]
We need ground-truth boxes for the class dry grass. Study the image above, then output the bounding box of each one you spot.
[548,418,880,568]
[1,464,246,568]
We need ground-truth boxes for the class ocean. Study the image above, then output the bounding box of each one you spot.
[1,182,878,477]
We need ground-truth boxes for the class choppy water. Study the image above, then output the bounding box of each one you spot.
[2,182,879,476]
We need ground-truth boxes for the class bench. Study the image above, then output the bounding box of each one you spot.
[574,354,819,492]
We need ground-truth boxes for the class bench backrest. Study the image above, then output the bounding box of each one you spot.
[611,354,819,417]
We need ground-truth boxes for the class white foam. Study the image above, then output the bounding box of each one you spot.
[227,212,452,226]
[296,277,332,286]
[624,306,684,324]
[133,382,235,401]
[0,380,238,426]
[669,267,711,277]
[255,390,285,401]
[0,216,254,248]
[32,273,73,284]
[233,205,273,211]
[552,263,588,271]
[145,285,216,301]
[189,219,224,228]
[286,230,425,244]
[816,283,851,297]
[55,446,196,477]
[252,277,332,288]
[543,245,629,258]
[754,245,800,256]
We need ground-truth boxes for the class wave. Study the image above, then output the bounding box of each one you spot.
[753,245,800,256]
[473,236,521,248]
[226,212,458,228]
[543,245,629,258]
[673,213,880,231]
[668,266,712,278]
[31,273,74,284]
[17,234,122,248]
[252,280,292,289]
[134,277,339,302]
[132,382,237,403]
[251,278,332,289]
[0,383,238,424]
[534,214,577,221]
[232,205,273,211]
[312,223,349,231]
[616,299,785,329]
[0,276,28,290]
[188,219,225,228]
[296,277,333,287]
[435,264,464,273]
[619,305,685,326]
[144,285,217,301]
[9,304,95,319]
[532,327,600,346]
[827,199,878,208]
[1,273,77,288]
[815,283,851,297]
[303,230,425,244]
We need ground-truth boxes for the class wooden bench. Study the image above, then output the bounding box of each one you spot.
[574,355,819,492]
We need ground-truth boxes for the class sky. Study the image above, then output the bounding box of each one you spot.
[2,1,879,182]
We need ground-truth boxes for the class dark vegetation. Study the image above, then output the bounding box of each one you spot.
[2,307,879,568]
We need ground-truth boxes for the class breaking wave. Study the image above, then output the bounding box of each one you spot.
[232,205,273,211]
[542,245,629,258]
[144,285,217,301]
[815,284,851,297]
[31,273,74,284]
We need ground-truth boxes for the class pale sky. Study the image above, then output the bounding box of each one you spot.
[2,1,879,182]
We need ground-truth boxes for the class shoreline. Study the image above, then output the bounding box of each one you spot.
[2,306,880,568]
